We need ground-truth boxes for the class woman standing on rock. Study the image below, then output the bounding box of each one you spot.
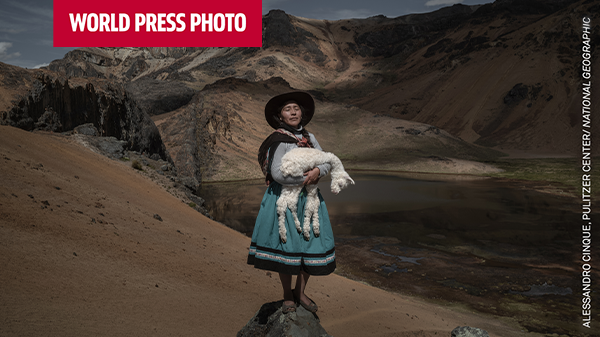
[247,91,335,313]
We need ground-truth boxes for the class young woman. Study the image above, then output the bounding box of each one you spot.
[247,91,336,313]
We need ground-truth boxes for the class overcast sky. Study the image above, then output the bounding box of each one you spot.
[0,0,494,69]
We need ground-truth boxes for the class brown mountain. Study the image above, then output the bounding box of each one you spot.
[346,0,599,154]
[2,0,597,186]
[153,76,504,187]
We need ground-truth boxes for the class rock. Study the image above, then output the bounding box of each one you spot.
[262,10,326,64]
[125,78,196,116]
[451,326,490,337]
[34,106,62,132]
[74,123,100,136]
[185,191,205,208]
[153,214,163,221]
[503,83,528,105]
[97,137,127,159]
[179,176,200,193]
[237,301,332,337]
[0,66,171,162]
[80,136,127,160]
[258,56,278,66]
[425,126,441,134]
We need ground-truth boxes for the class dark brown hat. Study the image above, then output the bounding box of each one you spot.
[264,92,315,129]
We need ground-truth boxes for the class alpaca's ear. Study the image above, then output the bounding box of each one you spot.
[346,176,355,185]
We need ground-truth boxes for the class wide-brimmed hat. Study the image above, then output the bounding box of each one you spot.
[264,91,315,129]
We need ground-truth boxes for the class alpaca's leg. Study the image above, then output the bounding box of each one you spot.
[276,202,287,243]
[301,197,311,240]
[302,186,319,240]
[311,197,320,237]
[288,187,303,233]
[308,186,320,237]
[302,205,312,240]
[276,188,293,243]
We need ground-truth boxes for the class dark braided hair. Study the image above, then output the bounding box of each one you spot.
[300,128,315,148]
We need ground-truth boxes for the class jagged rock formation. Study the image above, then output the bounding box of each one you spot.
[0,62,170,161]
[237,301,332,337]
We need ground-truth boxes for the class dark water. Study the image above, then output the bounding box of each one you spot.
[200,171,577,241]
[199,172,599,336]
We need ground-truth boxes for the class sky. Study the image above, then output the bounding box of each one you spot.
[0,0,494,69]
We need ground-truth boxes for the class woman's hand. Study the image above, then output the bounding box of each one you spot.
[303,167,320,185]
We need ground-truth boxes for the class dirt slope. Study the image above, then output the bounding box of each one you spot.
[0,125,527,336]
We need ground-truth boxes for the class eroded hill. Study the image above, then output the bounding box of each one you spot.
[3,0,598,184]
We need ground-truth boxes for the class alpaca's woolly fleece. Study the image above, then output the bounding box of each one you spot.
[275,186,303,243]
[275,148,354,242]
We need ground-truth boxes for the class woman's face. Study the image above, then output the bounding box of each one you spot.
[279,103,302,128]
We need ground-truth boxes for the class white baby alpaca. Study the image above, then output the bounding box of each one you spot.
[276,148,355,242]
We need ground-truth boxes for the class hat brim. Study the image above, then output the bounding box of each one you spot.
[264,92,315,129]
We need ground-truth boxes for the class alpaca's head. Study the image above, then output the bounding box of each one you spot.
[331,172,355,194]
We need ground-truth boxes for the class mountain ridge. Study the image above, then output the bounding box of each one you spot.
[2,0,598,185]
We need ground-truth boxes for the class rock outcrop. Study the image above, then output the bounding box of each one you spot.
[451,326,490,337]
[47,47,203,80]
[125,77,196,116]
[0,62,170,161]
[237,301,332,337]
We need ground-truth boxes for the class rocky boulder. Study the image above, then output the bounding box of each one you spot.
[451,326,490,337]
[237,301,332,337]
[74,123,100,136]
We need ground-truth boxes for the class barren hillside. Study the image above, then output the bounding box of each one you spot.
[0,125,527,337]
[2,0,597,185]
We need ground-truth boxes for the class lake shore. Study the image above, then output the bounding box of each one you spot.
[0,126,532,337]
[199,169,596,337]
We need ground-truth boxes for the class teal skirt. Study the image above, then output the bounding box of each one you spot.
[247,182,336,275]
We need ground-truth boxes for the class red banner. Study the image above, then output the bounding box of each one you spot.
[53,0,262,47]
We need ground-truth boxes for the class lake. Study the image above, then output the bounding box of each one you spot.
[199,171,597,336]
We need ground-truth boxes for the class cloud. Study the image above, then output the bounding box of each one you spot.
[39,39,53,47]
[0,17,26,34]
[0,1,53,35]
[0,27,26,34]
[0,41,21,61]
[328,9,374,20]
[304,8,375,20]
[0,42,12,54]
[4,1,53,19]
[425,0,464,6]
[32,62,49,69]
